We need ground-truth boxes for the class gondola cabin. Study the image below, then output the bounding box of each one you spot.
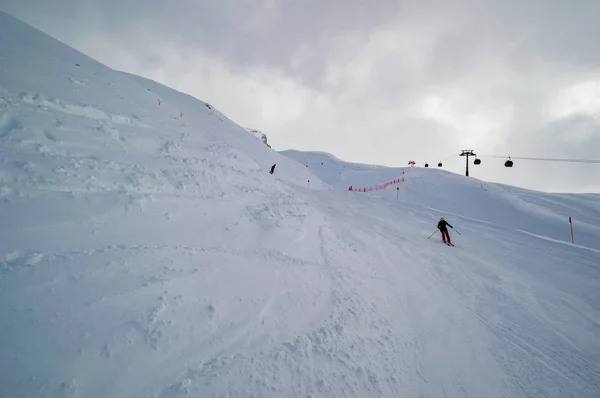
[474,158,481,165]
[438,162,443,167]
[505,159,514,167]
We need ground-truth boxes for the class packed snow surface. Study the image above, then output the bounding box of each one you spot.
[1,10,600,398]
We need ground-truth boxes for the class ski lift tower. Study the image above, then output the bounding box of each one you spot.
[459,150,476,177]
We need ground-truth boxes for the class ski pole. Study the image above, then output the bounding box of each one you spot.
[453,228,461,236]
[427,230,438,239]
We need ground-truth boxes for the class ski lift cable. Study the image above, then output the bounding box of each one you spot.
[440,154,463,161]
[409,154,459,163]
[479,154,600,164]
[404,153,600,166]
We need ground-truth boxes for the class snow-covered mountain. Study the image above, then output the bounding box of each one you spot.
[1,10,599,398]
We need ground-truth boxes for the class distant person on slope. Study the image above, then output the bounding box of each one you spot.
[437,217,454,244]
[269,164,276,174]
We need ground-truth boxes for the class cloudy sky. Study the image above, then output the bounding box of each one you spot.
[2,0,600,192]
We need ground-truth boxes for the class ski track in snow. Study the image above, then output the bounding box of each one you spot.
[1,10,600,398]
[18,91,148,128]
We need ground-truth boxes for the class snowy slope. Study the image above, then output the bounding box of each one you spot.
[1,10,600,398]
[282,149,600,251]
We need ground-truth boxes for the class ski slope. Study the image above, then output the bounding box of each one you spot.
[1,10,600,398]
[283,149,600,251]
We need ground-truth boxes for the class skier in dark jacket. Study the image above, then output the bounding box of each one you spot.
[269,164,276,174]
[437,217,453,244]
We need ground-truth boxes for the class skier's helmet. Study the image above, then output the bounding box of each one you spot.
[440,217,444,221]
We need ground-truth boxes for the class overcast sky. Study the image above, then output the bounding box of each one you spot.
[2,0,600,192]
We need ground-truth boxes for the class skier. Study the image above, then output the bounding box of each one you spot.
[269,164,276,174]
[437,217,454,245]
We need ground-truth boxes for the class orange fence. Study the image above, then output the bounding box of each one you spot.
[348,177,404,192]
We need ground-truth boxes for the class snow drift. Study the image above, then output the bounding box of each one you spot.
[1,10,600,398]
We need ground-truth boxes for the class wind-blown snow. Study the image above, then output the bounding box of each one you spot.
[1,10,600,398]
[245,127,271,148]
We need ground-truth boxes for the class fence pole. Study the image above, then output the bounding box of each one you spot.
[569,217,574,244]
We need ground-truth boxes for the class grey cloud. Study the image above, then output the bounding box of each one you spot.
[498,114,600,192]
[2,0,406,87]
